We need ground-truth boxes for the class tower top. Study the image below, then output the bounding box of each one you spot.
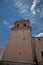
[11,19,31,31]
[14,19,30,27]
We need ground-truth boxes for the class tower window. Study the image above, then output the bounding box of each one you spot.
[22,31,24,32]
[38,38,41,41]
[23,24,26,26]
[19,52,21,55]
[23,37,25,40]
[41,51,43,59]
[17,24,19,27]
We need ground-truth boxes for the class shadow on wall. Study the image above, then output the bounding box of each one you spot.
[0,61,37,65]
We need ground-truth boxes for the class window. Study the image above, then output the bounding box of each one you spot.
[23,23,26,26]
[23,37,25,40]
[19,52,21,55]
[22,30,24,32]
[17,24,19,27]
[41,51,43,59]
[38,38,41,41]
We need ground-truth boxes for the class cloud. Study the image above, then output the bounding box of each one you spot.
[3,20,9,25]
[36,4,43,17]
[40,4,43,17]
[15,1,28,14]
[31,0,36,15]
[36,9,40,13]
[31,0,40,16]
[3,20,13,28]
[11,0,43,18]
[35,32,43,37]
[8,25,13,28]
[13,0,30,18]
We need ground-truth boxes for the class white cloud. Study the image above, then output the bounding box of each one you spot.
[35,32,43,37]
[36,5,43,18]
[13,0,30,17]
[40,4,43,17]
[3,20,13,28]
[31,0,38,15]
[8,25,13,28]
[31,0,40,16]
[15,1,28,14]
[3,20,9,25]
[31,0,36,15]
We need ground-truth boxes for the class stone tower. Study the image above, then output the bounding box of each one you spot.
[2,20,33,64]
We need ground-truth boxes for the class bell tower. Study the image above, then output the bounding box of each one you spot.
[2,19,33,64]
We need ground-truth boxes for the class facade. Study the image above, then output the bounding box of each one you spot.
[32,37,43,65]
[1,19,43,65]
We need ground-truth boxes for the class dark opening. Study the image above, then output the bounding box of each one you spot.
[19,52,21,55]
[23,37,25,40]
[38,38,41,41]
[17,24,19,27]
[23,24,26,26]
[22,31,24,32]
[41,51,43,59]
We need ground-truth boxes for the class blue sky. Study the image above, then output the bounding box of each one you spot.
[0,0,43,48]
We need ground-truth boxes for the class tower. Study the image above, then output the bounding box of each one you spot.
[2,20,33,64]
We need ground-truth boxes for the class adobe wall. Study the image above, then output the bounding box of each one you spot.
[2,20,33,65]
[32,37,43,65]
